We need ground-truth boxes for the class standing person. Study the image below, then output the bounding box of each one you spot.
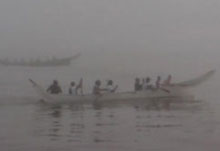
[76,78,83,95]
[69,81,77,95]
[106,80,118,93]
[155,76,161,89]
[47,80,62,94]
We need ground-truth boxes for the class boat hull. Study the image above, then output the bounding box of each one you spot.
[0,53,81,67]
[41,89,194,104]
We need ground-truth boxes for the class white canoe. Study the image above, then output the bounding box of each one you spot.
[29,70,215,104]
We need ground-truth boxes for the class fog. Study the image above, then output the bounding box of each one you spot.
[0,0,220,55]
[0,0,219,96]
[0,0,219,85]
[1,1,220,151]
[0,1,219,88]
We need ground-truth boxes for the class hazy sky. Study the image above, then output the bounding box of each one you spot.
[0,0,220,59]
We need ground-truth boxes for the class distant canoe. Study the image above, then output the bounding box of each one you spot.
[0,53,81,67]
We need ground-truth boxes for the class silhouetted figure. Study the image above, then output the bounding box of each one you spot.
[134,78,142,91]
[155,76,161,89]
[47,80,62,94]
[69,81,77,95]
[93,80,106,95]
[106,80,118,93]
[143,77,152,90]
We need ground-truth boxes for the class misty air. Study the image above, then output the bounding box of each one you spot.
[0,0,219,151]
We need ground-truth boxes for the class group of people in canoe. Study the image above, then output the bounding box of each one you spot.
[46,79,118,95]
[46,75,172,95]
[134,75,172,91]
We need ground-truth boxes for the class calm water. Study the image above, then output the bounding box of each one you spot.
[0,67,220,151]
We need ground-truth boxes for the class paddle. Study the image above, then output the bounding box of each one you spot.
[160,87,170,93]
[29,79,53,101]
[112,85,118,93]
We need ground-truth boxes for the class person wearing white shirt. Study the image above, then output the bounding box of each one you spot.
[143,77,153,90]
[69,81,77,95]
[106,80,118,93]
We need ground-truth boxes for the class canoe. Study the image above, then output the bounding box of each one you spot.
[0,53,81,67]
[29,70,215,104]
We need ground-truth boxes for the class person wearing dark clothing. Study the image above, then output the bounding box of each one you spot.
[143,77,153,90]
[93,80,107,95]
[134,78,142,91]
[47,80,62,94]
[155,76,161,89]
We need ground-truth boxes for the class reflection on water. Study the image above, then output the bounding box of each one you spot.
[0,97,216,151]
[31,100,210,149]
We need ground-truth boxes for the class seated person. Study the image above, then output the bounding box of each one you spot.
[93,80,106,96]
[134,78,142,91]
[69,81,77,95]
[47,80,62,94]
[155,76,161,89]
[143,77,153,90]
[106,80,118,93]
